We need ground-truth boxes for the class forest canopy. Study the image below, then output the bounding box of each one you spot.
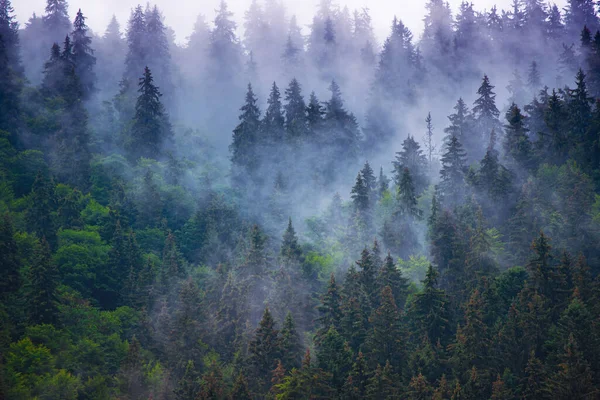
[1,0,600,398]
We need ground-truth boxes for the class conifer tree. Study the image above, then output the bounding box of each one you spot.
[70,9,95,99]
[343,351,369,399]
[284,78,307,140]
[27,172,56,248]
[393,135,429,195]
[378,252,409,311]
[316,274,343,343]
[378,167,390,198]
[306,91,324,132]
[279,312,303,370]
[231,373,252,400]
[263,81,285,144]
[28,238,59,325]
[366,286,404,369]
[350,173,369,213]
[547,333,594,399]
[0,0,21,75]
[396,168,421,219]
[174,360,199,400]
[408,265,451,346]
[0,213,19,299]
[128,66,172,160]
[439,135,468,206]
[444,98,471,143]
[43,0,70,41]
[316,325,353,393]
[423,112,436,167]
[230,84,261,186]
[280,217,301,263]
[527,61,541,93]
[365,361,398,399]
[361,161,377,194]
[504,103,534,172]
[198,360,225,399]
[248,307,280,392]
[472,75,500,159]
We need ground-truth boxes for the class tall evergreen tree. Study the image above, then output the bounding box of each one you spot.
[70,9,95,99]
[0,213,19,299]
[393,135,429,195]
[43,0,70,42]
[284,78,307,140]
[230,84,261,187]
[0,0,21,75]
[28,238,59,325]
[472,75,500,159]
[248,307,280,393]
[127,66,172,160]
[439,135,468,206]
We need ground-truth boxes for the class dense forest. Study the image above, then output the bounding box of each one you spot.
[2,0,600,398]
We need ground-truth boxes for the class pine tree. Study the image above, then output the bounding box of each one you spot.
[316,274,343,343]
[527,61,541,93]
[263,81,285,144]
[366,286,404,369]
[408,265,451,346]
[547,333,594,399]
[477,129,512,202]
[127,66,172,160]
[284,78,307,140]
[198,360,225,399]
[350,172,369,213]
[231,373,252,400]
[393,135,429,195]
[378,167,390,198]
[439,135,468,206]
[472,75,500,159]
[343,351,369,399]
[356,247,378,302]
[28,238,59,325]
[280,217,301,263]
[230,84,261,186]
[526,232,553,296]
[0,32,21,137]
[279,312,303,370]
[0,0,21,75]
[423,112,436,167]
[396,168,421,219]
[378,252,409,311]
[0,213,19,299]
[43,0,70,41]
[248,307,280,393]
[521,351,547,399]
[174,360,199,400]
[316,325,353,393]
[361,161,377,194]
[123,5,146,85]
[503,103,534,172]
[306,91,324,132]
[365,361,398,399]
[444,98,471,143]
[70,9,95,99]
[27,172,56,248]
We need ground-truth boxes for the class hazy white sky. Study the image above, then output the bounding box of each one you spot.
[16,0,568,45]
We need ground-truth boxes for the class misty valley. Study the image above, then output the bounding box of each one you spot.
[2,0,600,398]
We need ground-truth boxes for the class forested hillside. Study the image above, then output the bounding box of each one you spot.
[2,0,600,398]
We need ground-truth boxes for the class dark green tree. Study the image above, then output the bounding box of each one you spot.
[0,213,19,299]
[439,135,468,206]
[279,312,303,370]
[230,84,261,187]
[70,9,95,99]
[127,66,172,160]
[28,238,59,325]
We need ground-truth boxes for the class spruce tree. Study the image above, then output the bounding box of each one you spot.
[281,217,301,263]
[316,274,343,343]
[472,75,500,159]
[439,135,468,206]
[423,112,436,167]
[366,286,404,369]
[27,172,56,248]
[0,213,19,299]
[396,168,421,219]
[279,312,303,370]
[503,103,534,172]
[360,161,377,194]
[28,238,59,325]
[393,135,429,195]
[350,172,369,213]
[263,81,285,144]
[284,78,307,140]
[378,167,390,198]
[0,0,21,75]
[43,0,70,41]
[127,66,172,160]
[70,9,95,99]
[248,307,280,393]
[408,265,451,346]
[230,84,261,186]
[378,252,409,311]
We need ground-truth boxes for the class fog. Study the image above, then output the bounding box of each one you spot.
[17,0,568,45]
